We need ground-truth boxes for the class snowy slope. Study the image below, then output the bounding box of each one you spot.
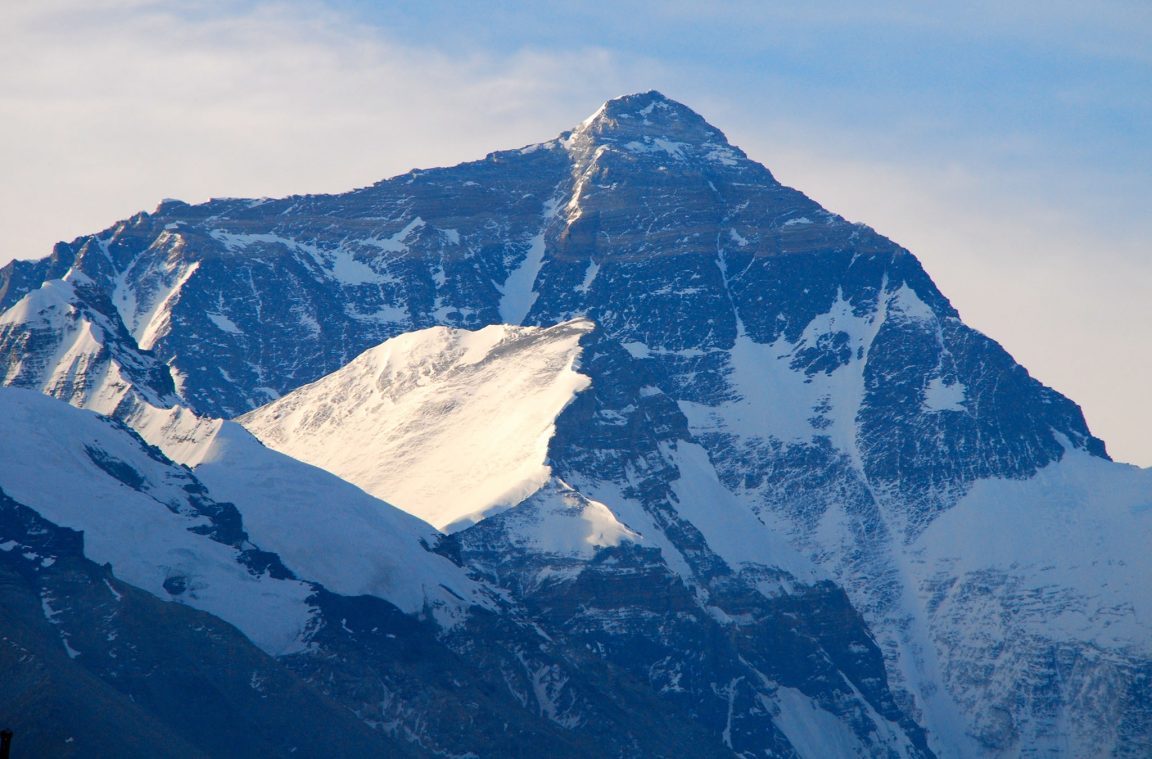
[0,489,407,758]
[193,421,490,620]
[473,477,643,561]
[240,318,594,531]
[0,386,491,648]
[0,388,315,654]
[235,313,815,586]
[907,449,1152,755]
[0,266,491,618]
[0,267,229,466]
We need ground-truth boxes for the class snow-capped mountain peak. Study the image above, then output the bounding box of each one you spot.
[576,91,724,142]
[2,90,1147,757]
[563,90,749,172]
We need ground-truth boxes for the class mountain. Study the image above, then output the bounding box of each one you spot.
[9,386,917,757]
[0,352,934,757]
[238,318,932,757]
[2,90,1150,757]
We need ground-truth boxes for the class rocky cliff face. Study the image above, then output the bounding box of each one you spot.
[2,91,1149,757]
[240,318,933,756]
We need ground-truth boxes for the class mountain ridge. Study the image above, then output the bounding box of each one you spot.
[0,92,1145,757]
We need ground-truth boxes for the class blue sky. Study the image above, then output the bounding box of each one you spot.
[1,0,1149,464]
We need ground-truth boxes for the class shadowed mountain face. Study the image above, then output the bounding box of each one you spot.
[3,91,1149,757]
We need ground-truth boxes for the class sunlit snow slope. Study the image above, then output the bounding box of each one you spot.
[0,385,486,644]
[240,319,594,531]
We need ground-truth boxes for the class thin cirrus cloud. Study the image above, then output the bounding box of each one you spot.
[0,0,1149,467]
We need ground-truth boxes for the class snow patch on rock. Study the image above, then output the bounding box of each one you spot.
[486,479,642,559]
[923,376,966,412]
